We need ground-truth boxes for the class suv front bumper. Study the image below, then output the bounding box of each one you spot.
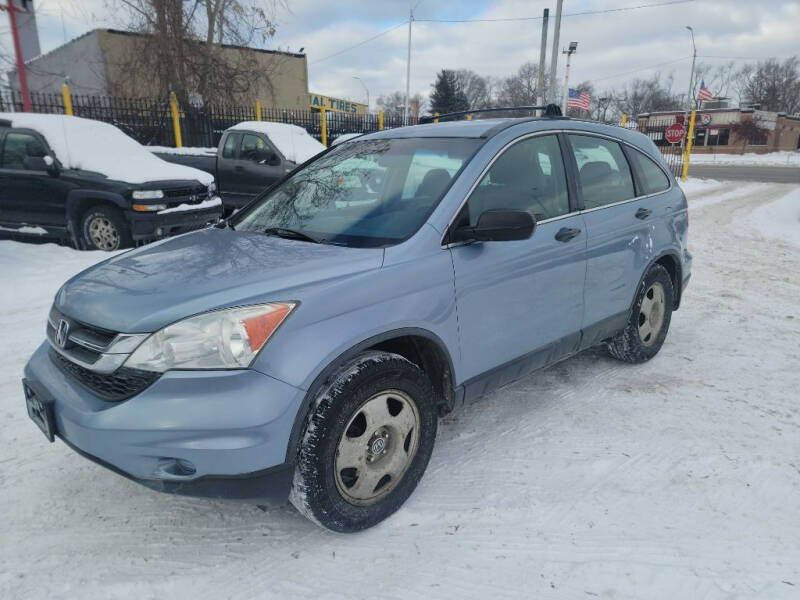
[126,202,222,242]
[23,341,305,503]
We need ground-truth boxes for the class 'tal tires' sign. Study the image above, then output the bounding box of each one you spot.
[665,123,686,144]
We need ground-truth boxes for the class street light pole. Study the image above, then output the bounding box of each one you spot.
[353,76,369,130]
[548,0,563,104]
[561,42,578,116]
[686,26,697,112]
[404,6,413,126]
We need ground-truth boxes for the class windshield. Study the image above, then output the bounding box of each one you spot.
[231,137,482,247]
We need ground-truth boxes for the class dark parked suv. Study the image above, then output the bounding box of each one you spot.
[0,114,222,250]
[24,111,691,532]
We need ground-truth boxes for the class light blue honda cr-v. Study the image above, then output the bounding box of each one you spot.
[24,111,691,532]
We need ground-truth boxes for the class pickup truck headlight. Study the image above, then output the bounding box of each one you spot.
[124,303,296,372]
[132,190,164,200]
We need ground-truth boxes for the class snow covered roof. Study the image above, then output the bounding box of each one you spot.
[331,133,364,146]
[0,113,213,185]
[229,121,325,164]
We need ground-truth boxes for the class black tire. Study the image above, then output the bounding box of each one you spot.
[289,350,438,532]
[80,205,132,251]
[607,263,674,364]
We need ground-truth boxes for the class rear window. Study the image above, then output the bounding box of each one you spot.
[628,149,670,195]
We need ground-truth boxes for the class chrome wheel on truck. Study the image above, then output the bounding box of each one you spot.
[80,206,132,251]
[88,216,120,251]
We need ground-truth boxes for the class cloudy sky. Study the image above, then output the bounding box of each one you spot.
[3,0,798,105]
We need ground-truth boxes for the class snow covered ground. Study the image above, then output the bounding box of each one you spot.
[2,179,799,599]
[689,150,800,166]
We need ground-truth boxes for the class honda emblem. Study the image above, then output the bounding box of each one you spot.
[56,319,70,348]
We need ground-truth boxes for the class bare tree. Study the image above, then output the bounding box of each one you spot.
[736,57,800,114]
[108,0,284,104]
[376,91,427,117]
[615,73,680,117]
[453,69,492,109]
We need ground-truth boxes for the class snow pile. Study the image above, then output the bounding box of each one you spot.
[750,186,800,247]
[229,121,325,163]
[0,113,213,185]
[689,150,800,166]
[0,224,48,235]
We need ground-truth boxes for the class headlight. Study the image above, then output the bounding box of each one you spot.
[132,204,167,212]
[132,189,164,200]
[125,303,296,372]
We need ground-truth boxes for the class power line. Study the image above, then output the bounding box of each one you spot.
[310,22,406,64]
[309,0,694,66]
[415,0,694,24]
[591,56,692,83]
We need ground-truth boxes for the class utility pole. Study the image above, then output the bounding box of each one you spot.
[353,76,369,130]
[404,6,413,126]
[3,0,32,112]
[548,0,563,104]
[561,42,578,116]
[536,8,549,114]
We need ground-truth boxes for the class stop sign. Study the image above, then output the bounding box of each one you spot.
[665,123,686,144]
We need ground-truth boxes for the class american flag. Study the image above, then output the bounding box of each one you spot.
[697,80,713,102]
[567,88,591,111]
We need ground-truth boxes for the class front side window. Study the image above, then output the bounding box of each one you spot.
[1,131,45,170]
[464,134,569,225]
[232,137,481,247]
[240,134,272,162]
[569,134,635,210]
[628,149,670,195]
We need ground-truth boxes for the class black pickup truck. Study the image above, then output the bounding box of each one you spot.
[0,113,222,251]
[154,122,325,213]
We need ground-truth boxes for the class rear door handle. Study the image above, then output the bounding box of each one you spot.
[555,227,581,242]
[635,207,652,220]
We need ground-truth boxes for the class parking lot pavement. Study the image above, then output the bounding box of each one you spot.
[2,179,799,600]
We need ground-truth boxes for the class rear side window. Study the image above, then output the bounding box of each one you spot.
[222,133,241,159]
[466,134,569,224]
[628,149,670,195]
[568,134,635,210]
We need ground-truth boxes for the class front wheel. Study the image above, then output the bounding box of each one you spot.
[607,263,674,363]
[81,205,132,251]
[289,351,438,532]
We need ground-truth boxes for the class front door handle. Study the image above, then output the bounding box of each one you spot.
[635,207,652,220]
[555,227,581,242]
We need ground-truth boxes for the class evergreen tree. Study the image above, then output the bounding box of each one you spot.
[429,70,469,115]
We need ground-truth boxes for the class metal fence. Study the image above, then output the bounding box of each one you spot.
[633,118,685,177]
[0,89,407,147]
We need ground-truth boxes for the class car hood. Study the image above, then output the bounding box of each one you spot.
[54,228,384,333]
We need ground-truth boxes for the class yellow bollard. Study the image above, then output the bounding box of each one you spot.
[433,112,439,124]
[61,84,73,116]
[378,110,384,131]
[320,109,327,147]
[169,92,183,148]
[466,114,472,121]
[620,113,627,128]
[255,100,262,121]
[681,110,696,182]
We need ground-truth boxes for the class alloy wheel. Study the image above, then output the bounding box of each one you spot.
[88,216,120,251]
[638,281,666,346]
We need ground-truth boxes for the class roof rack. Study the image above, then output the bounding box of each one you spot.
[419,104,564,124]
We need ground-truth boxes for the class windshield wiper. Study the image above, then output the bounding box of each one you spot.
[262,227,322,244]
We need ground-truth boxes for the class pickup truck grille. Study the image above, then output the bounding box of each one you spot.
[164,186,209,201]
[49,349,159,401]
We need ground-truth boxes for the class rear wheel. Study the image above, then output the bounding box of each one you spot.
[81,205,131,251]
[289,351,438,532]
[607,263,674,363]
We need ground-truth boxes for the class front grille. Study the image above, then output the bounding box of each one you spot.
[49,348,159,402]
[164,186,209,201]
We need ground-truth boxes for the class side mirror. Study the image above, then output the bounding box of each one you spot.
[24,154,59,176]
[450,209,535,244]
